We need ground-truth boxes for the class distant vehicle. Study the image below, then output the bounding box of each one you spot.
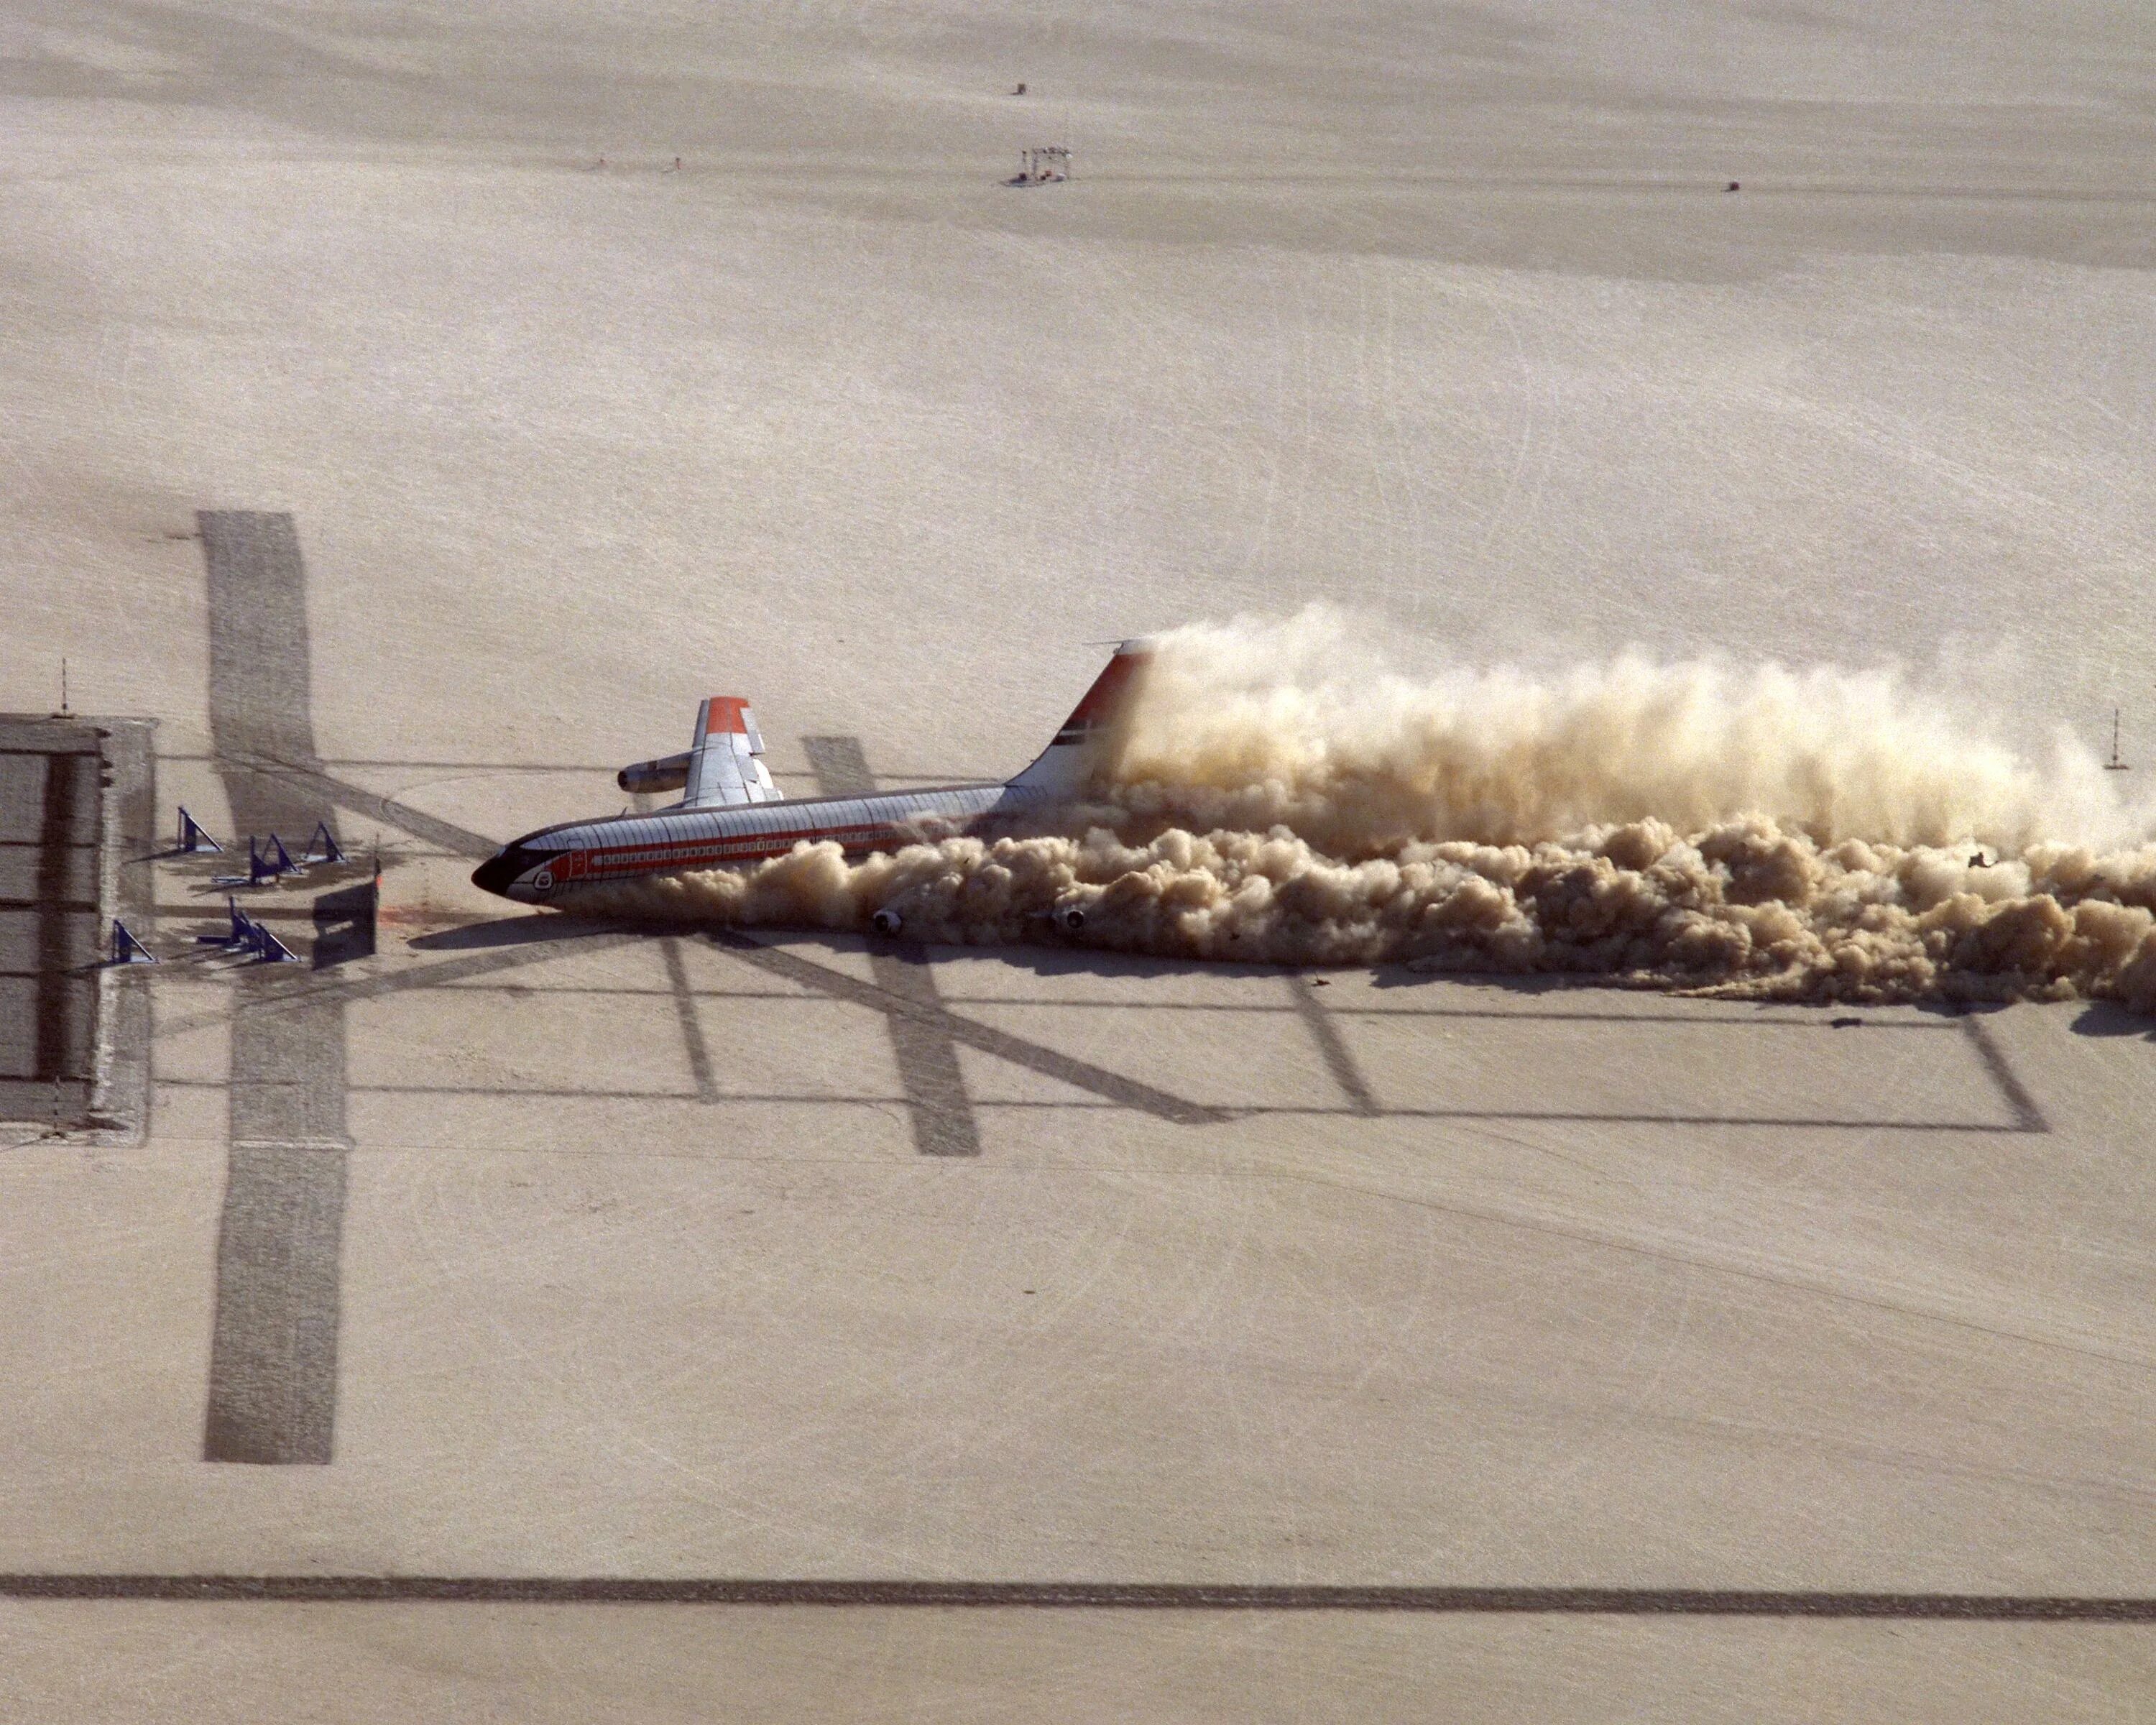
[471,642,1149,928]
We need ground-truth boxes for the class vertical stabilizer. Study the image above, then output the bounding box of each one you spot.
[1009,640,1153,801]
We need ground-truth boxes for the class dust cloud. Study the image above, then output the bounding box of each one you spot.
[571,610,2156,1010]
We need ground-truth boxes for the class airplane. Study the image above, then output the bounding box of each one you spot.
[469,640,1151,932]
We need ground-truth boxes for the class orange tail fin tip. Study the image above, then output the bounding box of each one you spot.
[1010,639,1154,796]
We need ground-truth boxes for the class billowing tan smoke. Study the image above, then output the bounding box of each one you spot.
[570,611,2156,1010]
[1107,610,2132,855]
[574,819,2156,1010]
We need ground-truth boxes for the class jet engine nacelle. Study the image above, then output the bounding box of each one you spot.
[870,908,903,936]
[1055,904,1086,932]
[618,750,692,794]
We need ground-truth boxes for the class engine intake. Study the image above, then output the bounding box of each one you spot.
[870,908,903,936]
[618,750,691,794]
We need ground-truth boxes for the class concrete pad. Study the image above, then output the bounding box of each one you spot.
[1,1603,2150,1724]
[0,1604,2148,1724]
[956,999,1338,1111]
[150,1018,229,1087]
[0,1146,221,1489]
[346,988,701,1098]
[347,1092,918,1164]
[0,840,96,904]
[1339,1006,2016,1126]
[0,909,95,977]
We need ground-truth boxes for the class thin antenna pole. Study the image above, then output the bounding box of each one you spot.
[59,656,68,717]
[2106,706,2131,771]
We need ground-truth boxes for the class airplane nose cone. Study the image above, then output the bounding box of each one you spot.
[473,844,568,901]
[471,850,521,898]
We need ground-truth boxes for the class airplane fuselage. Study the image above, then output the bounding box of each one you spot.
[471,640,1150,908]
[472,781,1038,903]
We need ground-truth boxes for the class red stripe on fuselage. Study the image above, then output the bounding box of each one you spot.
[575,816,955,880]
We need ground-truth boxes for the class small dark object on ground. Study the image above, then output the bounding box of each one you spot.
[1015,81,1027,94]
[1830,1016,1864,1028]
[1726,180,1741,191]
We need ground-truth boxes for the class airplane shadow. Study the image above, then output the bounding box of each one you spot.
[410,913,637,952]
[407,916,2101,1035]
[712,926,1241,985]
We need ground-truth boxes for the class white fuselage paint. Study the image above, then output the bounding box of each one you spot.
[480,781,1041,903]
[472,642,1151,905]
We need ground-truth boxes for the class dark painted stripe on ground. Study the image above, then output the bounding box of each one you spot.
[201,512,317,824]
[804,735,980,1155]
[1959,1013,2049,1132]
[872,949,981,1154]
[0,1577,2147,1618]
[619,787,723,1106]
[202,1142,347,1466]
[200,511,349,1466]
[660,939,719,1102]
[1288,975,1377,1116]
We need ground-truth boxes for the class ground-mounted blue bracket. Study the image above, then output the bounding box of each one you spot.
[197,896,256,948]
[177,806,224,854]
[250,922,300,963]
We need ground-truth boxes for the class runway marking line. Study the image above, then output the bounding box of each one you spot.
[0,1577,2147,1618]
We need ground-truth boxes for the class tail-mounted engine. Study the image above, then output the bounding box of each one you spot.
[618,750,691,794]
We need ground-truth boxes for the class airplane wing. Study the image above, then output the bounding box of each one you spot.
[683,696,784,808]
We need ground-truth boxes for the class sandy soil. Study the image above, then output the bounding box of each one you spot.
[3,1,2153,777]
[1,4,2152,1719]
